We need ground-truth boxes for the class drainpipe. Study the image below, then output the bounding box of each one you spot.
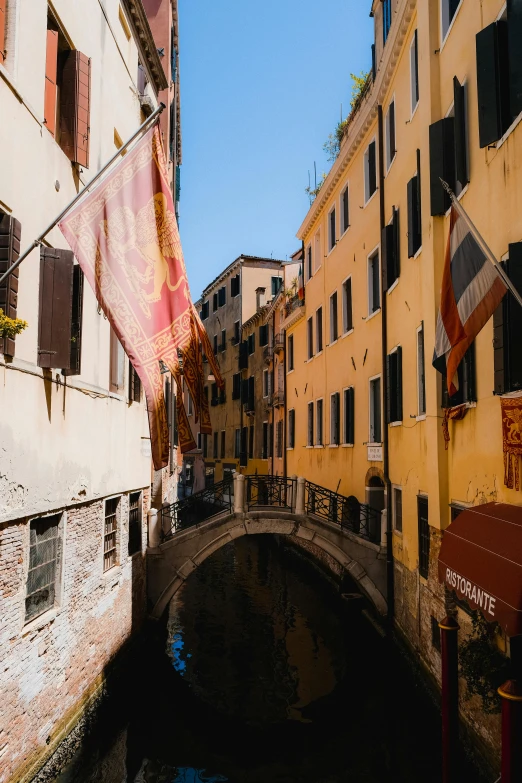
[378,104,394,625]
[283,315,287,481]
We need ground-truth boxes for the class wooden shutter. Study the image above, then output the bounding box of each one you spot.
[462,343,476,403]
[62,264,83,376]
[213,292,218,311]
[396,346,403,421]
[493,294,505,395]
[248,375,255,409]
[387,348,402,422]
[368,141,376,196]
[44,30,58,137]
[381,225,393,292]
[506,243,522,392]
[240,427,248,466]
[429,118,455,215]
[407,175,421,257]
[476,22,510,148]
[344,279,353,331]
[241,378,249,404]
[371,43,376,80]
[389,101,396,161]
[0,213,21,357]
[308,403,314,446]
[60,51,91,168]
[347,387,355,445]
[38,247,74,369]
[413,30,419,104]
[238,340,248,369]
[453,77,469,189]
[333,393,340,444]
[418,497,430,579]
[508,0,522,120]
[393,208,400,282]
[0,0,6,64]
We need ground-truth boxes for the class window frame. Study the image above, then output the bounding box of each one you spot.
[369,374,382,445]
[367,246,381,316]
[288,408,295,449]
[307,317,314,360]
[440,0,463,48]
[417,323,426,417]
[288,334,294,371]
[103,496,120,573]
[128,491,143,556]
[385,96,396,172]
[25,512,64,624]
[328,204,337,253]
[363,138,378,204]
[329,290,339,344]
[340,183,350,236]
[342,276,353,334]
[305,244,313,281]
[343,386,355,446]
[410,30,419,116]
[315,398,324,446]
[387,345,403,425]
[315,306,323,353]
[330,391,340,446]
[307,401,314,447]
[392,485,403,533]
[262,368,269,398]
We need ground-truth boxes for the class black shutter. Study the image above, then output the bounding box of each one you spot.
[396,346,403,421]
[506,243,522,392]
[429,118,455,215]
[347,387,355,445]
[0,213,21,357]
[407,178,416,257]
[241,378,249,404]
[239,341,248,370]
[38,247,74,369]
[413,30,419,104]
[213,292,218,311]
[453,76,469,189]
[393,208,400,283]
[493,295,505,395]
[63,264,84,376]
[368,141,376,196]
[381,224,394,292]
[508,0,522,120]
[248,375,255,410]
[386,349,401,422]
[240,427,248,467]
[371,43,376,79]
[463,343,476,403]
[389,101,396,161]
[476,22,510,148]
[259,324,268,346]
[418,497,430,579]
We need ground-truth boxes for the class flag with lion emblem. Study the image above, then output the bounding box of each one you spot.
[60,123,222,469]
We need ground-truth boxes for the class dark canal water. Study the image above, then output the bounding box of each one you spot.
[51,536,483,783]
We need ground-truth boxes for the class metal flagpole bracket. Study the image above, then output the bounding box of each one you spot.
[439,178,522,309]
[0,102,166,287]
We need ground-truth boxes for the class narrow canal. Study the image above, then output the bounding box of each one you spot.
[50,536,483,782]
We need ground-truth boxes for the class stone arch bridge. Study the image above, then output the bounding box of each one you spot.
[147,475,388,620]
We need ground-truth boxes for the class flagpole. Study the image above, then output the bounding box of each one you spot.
[440,179,522,309]
[0,102,166,287]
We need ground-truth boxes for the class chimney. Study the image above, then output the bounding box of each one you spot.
[256,286,266,312]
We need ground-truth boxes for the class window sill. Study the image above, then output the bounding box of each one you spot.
[286,447,294,451]
[413,245,423,260]
[329,444,339,449]
[287,368,294,375]
[341,328,354,339]
[102,565,122,582]
[315,350,323,358]
[365,308,381,322]
[109,391,125,401]
[328,339,338,348]
[496,110,522,151]
[340,225,351,239]
[342,443,354,448]
[363,189,378,209]
[306,445,314,449]
[386,278,399,296]
[439,0,464,53]
[22,607,59,636]
[314,444,324,449]
[393,528,403,537]
[416,413,426,422]
[327,243,337,257]
[385,153,397,178]
[410,101,419,122]
[389,421,402,427]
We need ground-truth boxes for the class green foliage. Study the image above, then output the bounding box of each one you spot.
[350,70,369,110]
[305,172,328,201]
[0,309,28,339]
[322,72,370,163]
[459,611,510,714]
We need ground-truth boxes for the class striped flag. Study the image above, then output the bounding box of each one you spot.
[433,207,507,396]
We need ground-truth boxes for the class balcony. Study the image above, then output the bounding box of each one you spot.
[271,390,284,407]
[263,345,273,365]
[281,294,305,330]
[274,333,285,354]
[244,397,255,416]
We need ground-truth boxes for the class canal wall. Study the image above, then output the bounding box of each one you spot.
[0,490,150,783]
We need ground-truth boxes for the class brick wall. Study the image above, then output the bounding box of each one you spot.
[0,487,149,783]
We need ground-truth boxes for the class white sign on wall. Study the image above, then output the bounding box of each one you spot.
[367,445,383,462]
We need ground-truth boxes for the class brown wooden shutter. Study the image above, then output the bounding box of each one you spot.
[60,51,91,168]
[0,0,6,64]
[44,29,58,136]
[38,247,74,369]
[62,264,83,375]
[0,213,22,357]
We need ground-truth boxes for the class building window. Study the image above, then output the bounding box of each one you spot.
[306,245,313,280]
[441,0,461,42]
[418,496,430,579]
[213,292,218,312]
[218,286,226,307]
[200,300,209,320]
[288,334,294,370]
[442,343,476,407]
[262,422,269,459]
[307,401,314,446]
[343,387,354,445]
[259,324,269,346]
[330,392,340,445]
[220,329,226,352]
[316,399,323,446]
[213,431,219,458]
[387,346,403,424]
[383,0,392,43]
[307,317,314,360]
[385,99,396,170]
[221,430,226,459]
[249,425,254,459]
[128,492,142,556]
[431,616,441,652]
[233,320,240,345]
[263,369,270,398]
[288,409,295,448]
[248,333,255,354]
[25,513,63,623]
[429,78,469,215]
[197,432,201,450]
[213,334,218,355]
[369,376,382,443]
[202,434,208,458]
[109,328,125,393]
[494,247,522,393]
[104,497,119,572]
[410,30,419,114]
[417,324,426,415]
[232,372,241,400]
[407,159,422,257]
[187,392,193,416]
[316,307,323,352]
[328,206,336,251]
[211,382,218,406]
[364,139,377,202]
[393,486,402,533]
[368,249,380,314]
[341,185,349,234]
[234,429,241,459]
[383,208,400,291]
[342,278,353,333]
[276,420,283,458]
[330,292,338,343]
[314,229,322,271]
[271,276,282,297]
[231,274,240,297]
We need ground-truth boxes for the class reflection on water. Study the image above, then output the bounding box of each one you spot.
[51,535,483,783]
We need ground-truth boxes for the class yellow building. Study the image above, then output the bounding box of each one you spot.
[287,0,522,768]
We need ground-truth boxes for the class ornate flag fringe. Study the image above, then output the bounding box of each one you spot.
[59,124,222,468]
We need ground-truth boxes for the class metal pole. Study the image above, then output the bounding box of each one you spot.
[0,103,166,286]
[440,179,522,309]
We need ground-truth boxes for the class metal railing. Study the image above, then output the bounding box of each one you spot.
[246,475,296,511]
[305,480,381,544]
[263,345,273,364]
[271,390,285,407]
[161,477,234,539]
[273,333,285,352]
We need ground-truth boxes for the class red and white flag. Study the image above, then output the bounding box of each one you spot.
[433,207,507,395]
[60,124,222,469]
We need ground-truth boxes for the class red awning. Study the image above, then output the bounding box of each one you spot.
[438,502,522,637]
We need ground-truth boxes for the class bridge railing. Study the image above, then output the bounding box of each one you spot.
[161,477,234,539]
[305,480,381,544]
[245,475,296,511]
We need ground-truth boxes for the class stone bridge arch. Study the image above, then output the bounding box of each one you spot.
[147,510,387,621]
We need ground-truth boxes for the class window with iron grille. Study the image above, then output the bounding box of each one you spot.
[276,420,283,458]
[104,498,119,572]
[25,514,63,623]
[418,497,430,579]
[128,492,142,556]
[128,361,141,403]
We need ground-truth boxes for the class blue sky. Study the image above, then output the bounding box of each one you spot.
[178,0,374,298]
